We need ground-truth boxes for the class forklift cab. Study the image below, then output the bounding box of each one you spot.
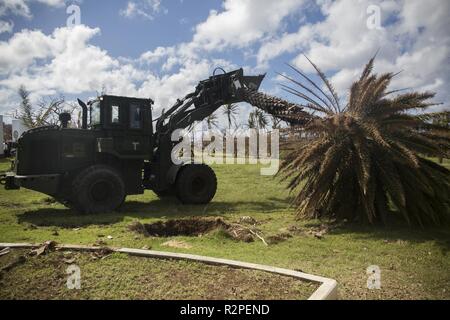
[88,95,154,159]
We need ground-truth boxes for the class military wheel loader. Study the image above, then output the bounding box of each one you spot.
[0,69,266,214]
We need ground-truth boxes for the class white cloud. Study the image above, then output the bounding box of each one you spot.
[191,0,305,51]
[0,20,14,34]
[0,28,55,74]
[120,0,167,20]
[0,25,235,118]
[35,0,66,7]
[0,0,32,18]
[0,25,144,95]
[257,0,450,110]
[0,0,66,19]
[138,0,306,81]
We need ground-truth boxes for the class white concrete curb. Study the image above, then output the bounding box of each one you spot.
[0,242,338,300]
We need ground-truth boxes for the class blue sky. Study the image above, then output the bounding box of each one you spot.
[1,1,225,56]
[0,0,448,126]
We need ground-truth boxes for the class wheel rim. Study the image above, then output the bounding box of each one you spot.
[191,176,206,196]
[89,180,113,202]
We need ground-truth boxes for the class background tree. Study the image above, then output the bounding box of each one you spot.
[222,103,239,130]
[3,123,12,141]
[424,112,450,163]
[205,113,219,130]
[247,109,269,130]
[14,86,76,128]
[271,115,283,130]
[247,111,257,129]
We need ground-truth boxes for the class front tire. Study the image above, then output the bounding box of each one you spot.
[72,165,125,214]
[175,164,217,204]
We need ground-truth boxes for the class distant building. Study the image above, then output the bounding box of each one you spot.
[12,119,29,142]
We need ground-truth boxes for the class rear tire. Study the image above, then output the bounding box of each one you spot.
[72,165,125,214]
[175,164,217,204]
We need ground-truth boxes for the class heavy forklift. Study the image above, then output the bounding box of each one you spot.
[1,69,266,213]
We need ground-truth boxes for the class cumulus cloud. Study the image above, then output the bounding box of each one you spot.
[120,0,167,20]
[191,0,305,51]
[257,0,450,110]
[0,0,66,19]
[0,0,30,18]
[0,26,144,97]
[0,20,14,34]
[0,24,233,117]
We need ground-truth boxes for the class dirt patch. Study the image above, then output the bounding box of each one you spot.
[145,218,228,237]
[129,218,258,243]
[266,232,293,245]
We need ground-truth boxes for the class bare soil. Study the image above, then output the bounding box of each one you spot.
[129,217,257,242]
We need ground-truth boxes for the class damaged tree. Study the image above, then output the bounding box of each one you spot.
[258,56,450,226]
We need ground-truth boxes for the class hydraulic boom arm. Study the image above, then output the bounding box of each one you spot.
[156,68,266,134]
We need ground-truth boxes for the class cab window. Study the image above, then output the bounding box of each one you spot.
[90,101,101,126]
[111,105,120,124]
[130,104,142,129]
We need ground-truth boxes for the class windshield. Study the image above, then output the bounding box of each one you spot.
[90,101,101,126]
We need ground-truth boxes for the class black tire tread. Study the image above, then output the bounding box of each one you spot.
[72,165,125,214]
[175,164,217,204]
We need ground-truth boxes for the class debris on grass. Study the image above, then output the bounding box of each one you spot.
[90,247,114,261]
[239,216,258,225]
[162,240,193,249]
[30,240,57,257]
[223,224,256,243]
[63,257,76,264]
[93,239,107,247]
[286,225,304,235]
[0,247,11,257]
[0,255,26,277]
[266,232,293,245]
[129,218,264,243]
[128,221,148,236]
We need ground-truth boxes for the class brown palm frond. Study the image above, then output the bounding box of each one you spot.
[285,63,336,113]
[277,71,334,114]
[303,55,341,112]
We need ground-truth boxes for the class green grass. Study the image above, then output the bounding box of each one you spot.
[0,250,317,300]
[0,157,449,300]
[428,157,450,170]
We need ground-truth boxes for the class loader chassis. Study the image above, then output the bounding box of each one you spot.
[1,68,265,213]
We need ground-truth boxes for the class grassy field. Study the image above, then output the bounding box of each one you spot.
[0,157,449,300]
[0,249,317,300]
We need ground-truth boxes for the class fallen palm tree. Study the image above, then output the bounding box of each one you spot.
[244,56,450,226]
